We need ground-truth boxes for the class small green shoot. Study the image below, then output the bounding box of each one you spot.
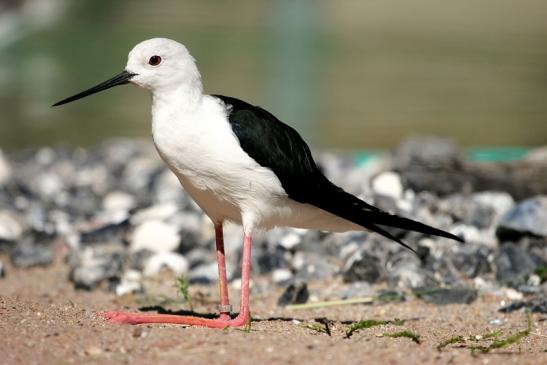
[437,312,533,355]
[471,312,532,355]
[534,266,547,283]
[174,276,193,310]
[383,330,421,344]
[303,322,329,334]
[244,314,252,332]
[481,330,502,340]
[346,318,405,338]
[437,336,466,351]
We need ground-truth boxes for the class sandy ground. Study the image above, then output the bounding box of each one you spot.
[0,257,545,365]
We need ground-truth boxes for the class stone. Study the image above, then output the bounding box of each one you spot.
[102,191,137,213]
[343,251,382,284]
[142,252,189,277]
[69,248,123,290]
[128,249,154,271]
[0,210,25,242]
[386,252,437,289]
[498,298,547,314]
[131,202,180,226]
[414,286,478,305]
[293,252,338,281]
[33,172,65,199]
[115,270,144,296]
[189,262,220,284]
[338,281,373,299]
[394,137,466,196]
[371,194,399,214]
[131,220,181,252]
[185,248,211,268]
[495,243,537,287]
[376,289,406,302]
[277,281,309,307]
[272,268,293,284]
[453,244,494,278]
[278,231,302,251]
[371,171,403,200]
[10,239,53,268]
[497,196,547,239]
[79,218,130,245]
[256,246,288,274]
[471,191,514,217]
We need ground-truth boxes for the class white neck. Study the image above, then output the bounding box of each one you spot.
[152,77,203,111]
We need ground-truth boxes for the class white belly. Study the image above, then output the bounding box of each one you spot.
[152,95,361,233]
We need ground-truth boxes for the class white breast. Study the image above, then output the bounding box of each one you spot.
[151,95,284,229]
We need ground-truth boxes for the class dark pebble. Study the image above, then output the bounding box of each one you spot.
[495,243,537,287]
[69,252,123,290]
[343,252,382,284]
[277,281,309,307]
[497,196,547,240]
[10,239,53,268]
[413,286,478,305]
[499,298,547,314]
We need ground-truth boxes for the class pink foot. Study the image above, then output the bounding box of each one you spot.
[97,309,249,328]
[98,311,143,325]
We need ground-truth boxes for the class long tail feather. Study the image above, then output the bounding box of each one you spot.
[307,183,463,250]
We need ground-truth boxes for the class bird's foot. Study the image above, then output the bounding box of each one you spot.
[97,309,248,328]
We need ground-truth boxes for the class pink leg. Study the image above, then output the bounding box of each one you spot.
[99,234,253,328]
[214,223,231,320]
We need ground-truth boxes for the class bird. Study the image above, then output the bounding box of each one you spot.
[53,38,463,328]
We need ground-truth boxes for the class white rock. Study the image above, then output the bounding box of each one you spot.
[143,252,189,277]
[131,202,179,226]
[115,270,143,296]
[116,281,142,296]
[449,224,484,243]
[503,288,523,301]
[527,274,541,287]
[473,277,498,293]
[0,210,25,241]
[272,268,293,283]
[131,220,180,252]
[123,269,142,282]
[36,172,64,197]
[371,171,403,199]
[103,191,136,213]
[190,262,221,283]
[279,232,301,250]
[472,191,515,216]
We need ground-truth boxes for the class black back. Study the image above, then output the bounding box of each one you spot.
[212,94,463,249]
[213,95,326,200]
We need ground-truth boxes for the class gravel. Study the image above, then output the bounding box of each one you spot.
[0,138,546,305]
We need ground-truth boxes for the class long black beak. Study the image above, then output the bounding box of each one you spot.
[52,70,136,107]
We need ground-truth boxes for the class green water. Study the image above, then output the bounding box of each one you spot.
[1,0,547,151]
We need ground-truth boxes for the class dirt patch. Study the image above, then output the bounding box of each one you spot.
[0,259,545,365]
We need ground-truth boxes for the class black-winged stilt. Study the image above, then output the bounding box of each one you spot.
[53,38,463,328]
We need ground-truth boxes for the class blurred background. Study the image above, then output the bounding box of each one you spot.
[1,0,547,151]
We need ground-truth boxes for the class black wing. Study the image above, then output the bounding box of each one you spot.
[213,95,463,249]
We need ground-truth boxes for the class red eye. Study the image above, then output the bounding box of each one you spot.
[148,55,161,66]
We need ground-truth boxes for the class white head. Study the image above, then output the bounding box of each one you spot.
[126,38,202,93]
[52,38,202,106]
